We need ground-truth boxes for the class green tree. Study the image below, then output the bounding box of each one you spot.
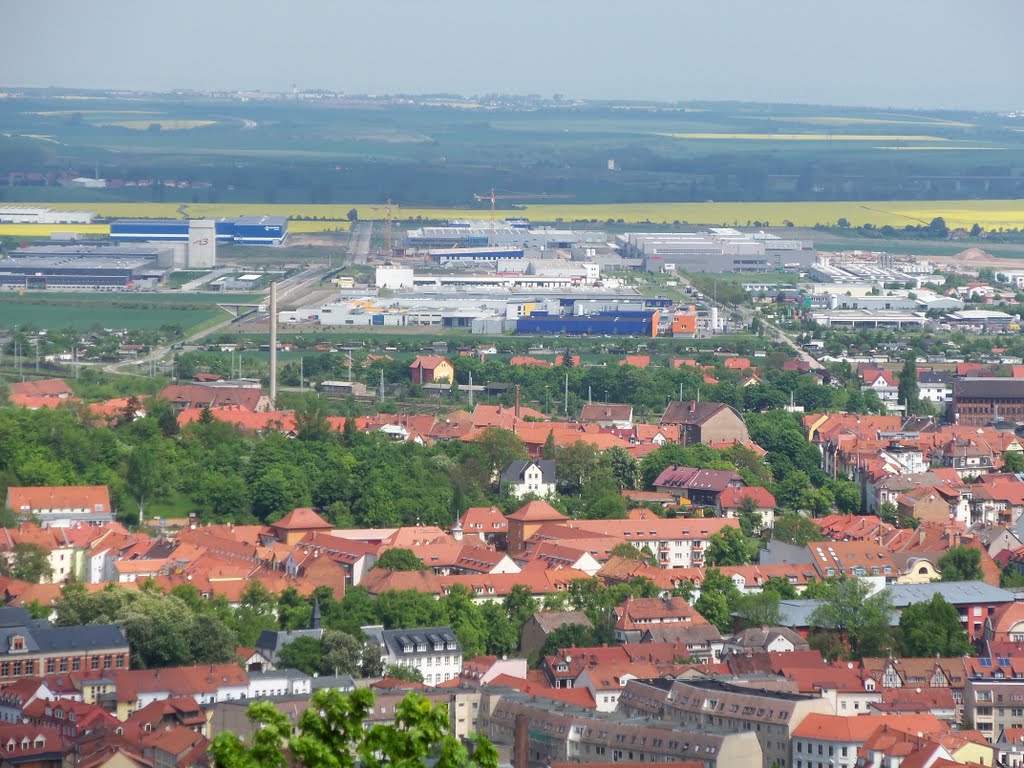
[556,441,602,495]
[607,447,639,491]
[374,548,426,572]
[772,513,821,546]
[0,543,54,583]
[210,688,497,768]
[762,576,798,600]
[737,496,763,537]
[898,356,920,416]
[1003,450,1024,474]
[385,664,425,683]
[938,546,983,582]
[276,636,323,675]
[704,526,757,566]
[807,578,894,659]
[475,428,528,486]
[126,441,172,524]
[694,569,741,632]
[734,591,783,629]
[609,542,658,567]
[899,594,972,657]
[541,431,556,461]
[539,622,598,658]
[294,394,333,442]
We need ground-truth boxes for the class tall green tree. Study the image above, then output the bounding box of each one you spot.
[807,579,895,659]
[704,526,758,566]
[899,594,972,657]
[898,356,920,416]
[0,543,54,583]
[374,548,426,572]
[939,546,983,582]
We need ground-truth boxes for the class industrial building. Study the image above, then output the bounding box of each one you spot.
[808,309,931,329]
[0,256,167,290]
[624,228,815,273]
[0,206,95,224]
[427,246,525,265]
[405,221,606,251]
[516,309,660,337]
[952,378,1024,427]
[110,216,288,247]
[0,242,173,290]
[374,264,599,291]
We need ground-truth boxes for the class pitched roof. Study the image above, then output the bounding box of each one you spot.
[661,400,739,426]
[718,486,776,509]
[272,507,332,531]
[792,713,947,742]
[6,485,111,514]
[507,500,567,522]
[410,355,450,370]
[9,378,74,398]
[159,384,264,411]
[579,403,633,422]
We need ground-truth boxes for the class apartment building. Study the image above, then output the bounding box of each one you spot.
[362,625,463,686]
[619,677,833,768]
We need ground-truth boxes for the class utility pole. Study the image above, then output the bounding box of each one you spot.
[468,370,474,407]
[379,368,385,403]
[564,372,569,415]
[300,357,304,392]
[347,351,353,383]
[588,386,592,405]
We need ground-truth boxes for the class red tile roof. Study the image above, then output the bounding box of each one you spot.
[272,507,332,531]
[507,500,567,522]
[6,485,111,515]
[9,378,74,398]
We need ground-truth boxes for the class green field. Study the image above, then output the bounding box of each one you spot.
[4,93,1024,210]
[0,293,236,332]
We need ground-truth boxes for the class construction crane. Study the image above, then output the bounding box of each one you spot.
[471,189,573,246]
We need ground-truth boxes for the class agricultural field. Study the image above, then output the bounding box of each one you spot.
[0,292,255,333]
[5,93,1024,210]
[14,199,1024,230]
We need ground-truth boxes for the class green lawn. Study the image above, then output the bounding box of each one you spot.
[0,295,226,332]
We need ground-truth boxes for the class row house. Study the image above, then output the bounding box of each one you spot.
[559,517,742,569]
[619,676,833,768]
[791,713,948,768]
[611,596,708,644]
[0,607,128,683]
[5,485,113,529]
[652,466,746,506]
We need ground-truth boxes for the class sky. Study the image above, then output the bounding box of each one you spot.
[3,0,1022,111]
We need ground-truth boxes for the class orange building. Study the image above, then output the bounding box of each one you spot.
[672,309,698,338]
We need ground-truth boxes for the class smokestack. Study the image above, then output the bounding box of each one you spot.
[514,714,529,768]
[269,282,278,408]
[515,384,521,419]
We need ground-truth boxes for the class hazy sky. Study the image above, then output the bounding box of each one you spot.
[3,0,1022,111]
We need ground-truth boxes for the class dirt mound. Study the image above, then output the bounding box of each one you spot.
[954,247,994,262]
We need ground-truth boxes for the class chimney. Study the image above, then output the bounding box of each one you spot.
[269,281,278,409]
[689,400,696,413]
[513,714,529,768]
[515,385,521,419]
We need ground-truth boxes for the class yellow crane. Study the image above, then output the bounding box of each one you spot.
[471,189,573,246]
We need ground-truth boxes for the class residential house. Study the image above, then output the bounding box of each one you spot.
[255,602,323,667]
[269,507,333,546]
[791,714,948,768]
[409,356,454,384]
[612,596,707,644]
[919,371,953,405]
[506,501,568,554]
[362,625,462,686]
[886,581,1015,639]
[717,486,777,531]
[159,384,268,412]
[652,466,745,506]
[9,378,76,410]
[6,486,113,528]
[79,664,250,719]
[579,404,634,430]
[618,677,834,768]
[0,607,128,683]
[457,507,509,547]
[660,401,750,445]
[723,627,810,655]
[501,460,556,500]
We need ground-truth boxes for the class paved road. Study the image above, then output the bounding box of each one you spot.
[347,221,373,265]
[673,274,825,372]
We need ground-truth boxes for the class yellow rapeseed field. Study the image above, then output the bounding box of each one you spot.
[9,200,1024,230]
[658,132,949,142]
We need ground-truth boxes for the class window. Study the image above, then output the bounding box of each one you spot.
[90,657,100,670]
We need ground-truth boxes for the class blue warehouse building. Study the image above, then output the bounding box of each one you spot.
[110,216,288,245]
[516,310,660,338]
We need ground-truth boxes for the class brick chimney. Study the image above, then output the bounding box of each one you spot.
[514,713,529,768]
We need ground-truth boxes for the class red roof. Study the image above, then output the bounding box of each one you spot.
[272,507,332,531]
[718,486,776,509]
[9,378,74,398]
[506,500,567,522]
[410,355,450,370]
[6,485,111,514]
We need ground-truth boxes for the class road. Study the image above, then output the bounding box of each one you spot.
[347,221,374,265]
[103,265,331,375]
[673,274,825,372]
